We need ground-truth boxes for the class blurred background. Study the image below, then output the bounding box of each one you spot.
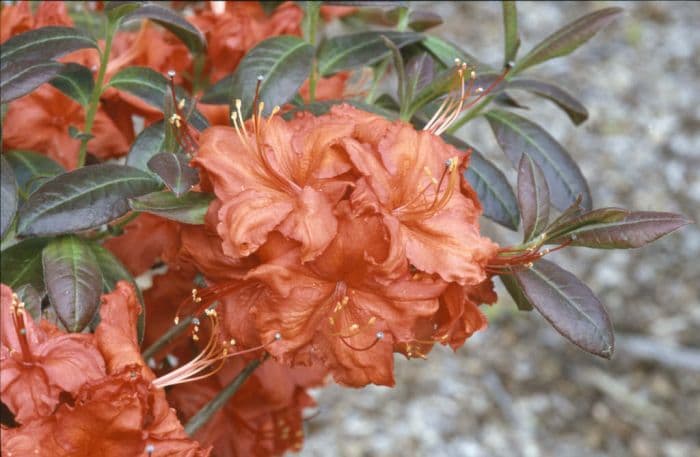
[300,2,700,456]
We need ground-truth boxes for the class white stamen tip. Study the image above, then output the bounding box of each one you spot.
[274,332,282,341]
[167,70,176,78]
[192,318,200,326]
[145,444,155,454]
[257,75,264,81]
[375,331,385,340]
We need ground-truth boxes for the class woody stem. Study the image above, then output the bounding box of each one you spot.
[303,2,320,102]
[184,355,266,436]
[77,20,117,168]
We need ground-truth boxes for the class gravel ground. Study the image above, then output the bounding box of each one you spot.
[299,2,700,456]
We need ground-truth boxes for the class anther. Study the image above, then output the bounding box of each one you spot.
[506,60,515,69]
[192,318,200,326]
[274,332,282,341]
[178,98,186,110]
[375,331,384,340]
[145,443,155,456]
[257,75,264,81]
[167,70,176,79]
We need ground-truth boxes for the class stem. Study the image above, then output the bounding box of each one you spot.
[86,210,141,241]
[77,21,117,167]
[304,3,320,103]
[184,356,265,436]
[142,315,193,360]
[445,94,494,134]
[364,59,390,104]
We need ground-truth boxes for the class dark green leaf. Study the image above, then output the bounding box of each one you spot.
[518,154,550,241]
[42,236,102,333]
[282,99,398,120]
[4,150,65,196]
[419,35,486,70]
[123,4,205,53]
[380,35,407,110]
[104,1,142,21]
[443,134,519,230]
[405,53,435,102]
[513,8,623,74]
[14,284,43,320]
[108,66,208,130]
[317,31,422,76]
[125,121,166,172]
[129,190,213,224]
[500,274,532,311]
[508,78,588,125]
[147,152,198,197]
[204,36,313,120]
[1,155,18,238]
[0,26,97,70]
[515,259,614,358]
[547,209,691,249]
[502,1,520,66]
[485,109,591,211]
[1,238,48,292]
[88,242,145,343]
[406,66,457,118]
[49,63,94,106]
[407,11,443,32]
[17,164,161,237]
[0,59,63,103]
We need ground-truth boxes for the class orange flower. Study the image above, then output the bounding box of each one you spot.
[0,0,72,43]
[0,284,106,424]
[1,282,211,456]
[168,358,325,457]
[1,85,130,170]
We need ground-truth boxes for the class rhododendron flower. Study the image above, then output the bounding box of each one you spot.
[1,282,210,456]
[169,358,325,457]
[0,284,105,424]
[0,0,72,43]
[187,104,498,386]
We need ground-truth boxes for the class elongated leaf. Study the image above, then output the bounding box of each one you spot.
[1,156,18,238]
[108,66,208,130]
[17,164,161,237]
[13,284,43,320]
[0,26,97,70]
[405,53,435,102]
[518,154,549,241]
[381,35,407,109]
[318,31,422,76]
[49,62,94,106]
[147,152,198,197]
[547,209,690,249]
[123,4,205,53]
[419,35,486,70]
[443,134,519,230]
[513,8,623,74]
[502,1,520,65]
[515,259,614,358]
[508,78,588,125]
[0,59,63,103]
[203,36,313,120]
[130,191,213,224]
[407,11,443,32]
[4,150,65,196]
[500,274,532,311]
[88,242,145,343]
[1,238,48,292]
[104,1,142,21]
[43,236,102,332]
[485,109,591,211]
[125,121,166,172]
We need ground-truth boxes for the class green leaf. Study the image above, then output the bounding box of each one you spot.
[42,236,102,332]
[512,7,623,74]
[405,53,435,103]
[380,35,407,112]
[515,259,614,358]
[129,190,213,224]
[13,284,43,320]
[104,1,142,22]
[502,1,520,66]
[547,208,691,249]
[87,242,145,343]
[123,4,206,53]
[147,152,198,197]
[107,66,208,130]
[0,59,64,103]
[4,150,65,197]
[485,109,591,212]
[406,11,443,32]
[419,35,486,70]
[0,26,97,70]
[125,121,166,173]
[442,134,519,230]
[0,237,48,292]
[317,31,422,76]
[508,78,588,125]
[282,99,399,120]
[500,274,532,311]
[49,63,94,106]
[17,164,161,237]
[1,155,18,238]
[202,36,313,120]
[517,154,549,242]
